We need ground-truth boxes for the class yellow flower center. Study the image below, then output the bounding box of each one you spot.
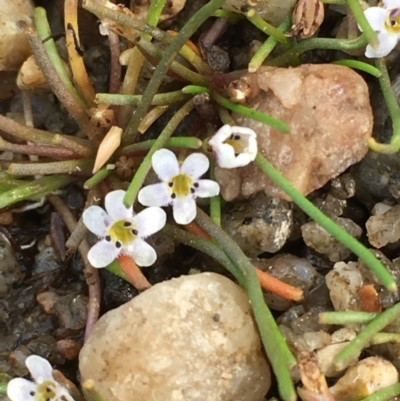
[106,219,137,246]
[385,9,400,33]
[35,380,57,401]
[224,134,247,155]
[169,174,195,198]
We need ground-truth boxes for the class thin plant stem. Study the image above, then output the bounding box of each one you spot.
[254,153,396,292]
[249,17,292,72]
[64,0,96,106]
[183,221,304,302]
[360,383,400,401]
[22,22,100,140]
[370,332,400,344]
[333,301,400,370]
[52,134,93,157]
[84,168,112,189]
[108,31,122,94]
[209,158,221,226]
[138,105,170,134]
[195,208,297,401]
[136,37,209,86]
[164,224,246,285]
[48,194,101,342]
[182,85,290,132]
[347,0,378,48]
[0,139,78,159]
[0,175,76,209]
[319,311,379,325]
[122,0,227,141]
[368,58,400,153]
[7,159,92,176]
[119,137,202,156]
[267,35,368,66]
[123,99,195,206]
[332,59,381,77]
[117,254,152,290]
[34,7,84,107]
[245,10,292,48]
[96,90,187,106]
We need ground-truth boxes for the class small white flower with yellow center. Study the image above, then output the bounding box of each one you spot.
[138,149,220,225]
[362,0,400,57]
[7,355,75,401]
[208,124,258,169]
[83,190,166,268]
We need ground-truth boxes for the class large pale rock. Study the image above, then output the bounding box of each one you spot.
[79,273,270,401]
[0,0,34,71]
[215,65,372,201]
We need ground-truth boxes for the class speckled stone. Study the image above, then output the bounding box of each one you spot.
[79,273,271,401]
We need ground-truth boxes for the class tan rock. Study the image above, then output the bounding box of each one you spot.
[79,273,270,401]
[215,64,372,201]
[0,0,34,71]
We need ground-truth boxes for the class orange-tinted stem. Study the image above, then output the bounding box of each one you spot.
[117,254,151,290]
[184,221,303,302]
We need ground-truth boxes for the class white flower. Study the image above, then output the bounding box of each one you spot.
[7,355,74,401]
[83,190,166,268]
[208,124,258,168]
[138,149,220,225]
[362,0,400,58]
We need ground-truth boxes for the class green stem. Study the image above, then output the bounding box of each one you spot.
[182,85,290,132]
[209,158,221,226]
[96,90,187,106]
[84,168,112,189]
[195,208,297,401]
[333,302,400,370]
[368,58,400,153]
[319,311,379,325]
[332,59,381,77]
[136,37,209,85]
[245,10,292,49]
[146,0,166,26]
[347,0,378,48]
[122,0,227,141]
[213,9,243,19]
[249,17,292,72]
[106,260,129,281]
[123,99,195,207]
[370,332,400,344]
[163,224,245,285]
[119,137,202,156]
[361,383,400,401]
[7,159,92,176]
[34,7,84,107]
[254,153,396,291]
[268,35,368,66]
[0,175,76,209]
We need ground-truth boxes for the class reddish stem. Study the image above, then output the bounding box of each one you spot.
[118,254,151,290]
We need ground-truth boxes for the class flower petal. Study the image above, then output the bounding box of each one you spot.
[365,31,398,57]
[104,189,133,221]
[210,124,232,142]
[363,7,387,31]
[88,239,120,268]
[133,207,166,238]
[180,153,210,179]
[138,183,171,207]
[82,206,111,236]
[7,378,37,401]
[125,238,157,267]
[383,0,400,9]
[151,149,180,180]
[26,355,53,382]
[195,179,220,198]
[172,197,197,224]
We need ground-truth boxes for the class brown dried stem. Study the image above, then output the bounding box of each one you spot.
[47,194,101,342]
[21,22,100,140]
[64,0,96,106]
[7,159,93,176]
[108,31,122,94]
